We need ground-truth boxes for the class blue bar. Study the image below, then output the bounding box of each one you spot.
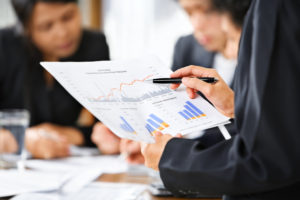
[147,119,160,129]
[186,101,204,115]
[146,124,155,133]
[121,124,129,132]
[120,116,134,132]
[184,105,199,117]
[150,114,163,124]
[183,110,194,119]
[179,112,189,120]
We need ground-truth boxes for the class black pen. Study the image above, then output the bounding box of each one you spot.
[149,77,218,84]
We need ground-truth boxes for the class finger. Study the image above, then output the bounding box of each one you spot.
[170,83,181,90]
[140,142,147,155]
[154,132,163,142]
[186,87,197,99]
[127,153,144,164]
[171,66,211,78]
[175,133,182,138]
[182,77,212,95]
[154,131,163,136]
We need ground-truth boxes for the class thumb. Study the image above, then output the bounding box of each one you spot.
[182,77,211,94]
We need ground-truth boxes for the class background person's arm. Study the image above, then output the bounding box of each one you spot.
[91,122,121,155]
[25,123,71,159]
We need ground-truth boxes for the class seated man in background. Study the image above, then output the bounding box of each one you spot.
[0,0,109,159]
[91,0,243,163]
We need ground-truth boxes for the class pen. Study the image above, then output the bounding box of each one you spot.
[151,77,218,84]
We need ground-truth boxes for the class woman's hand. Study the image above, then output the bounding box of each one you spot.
[25,124,70,159]
[171,65,235,118]
[120,139,144,164]
[91,122,121,154]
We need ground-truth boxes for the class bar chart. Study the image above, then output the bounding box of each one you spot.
[178,101,206,121]
[120,116,136,134]
[145,114,169,135]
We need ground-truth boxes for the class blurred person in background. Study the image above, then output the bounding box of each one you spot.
[0,0,109,159]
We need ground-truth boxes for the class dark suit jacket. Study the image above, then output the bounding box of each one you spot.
[171,34,237,148]
[171,34,215,71]
[0,27,109,146]
[159,0,300,199]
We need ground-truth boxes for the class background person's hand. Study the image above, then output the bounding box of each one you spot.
[141,132,181,171]
[91,122,121,154]
[25,124,70,159]
[0,129,18,154]
[120,139,144,164]
[171,65,235,118]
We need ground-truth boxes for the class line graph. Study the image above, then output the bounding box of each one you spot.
[88,74,172,103]
[95,74,154,100]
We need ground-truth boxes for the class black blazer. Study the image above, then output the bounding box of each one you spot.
[171,34,237,148]
[171,34,214,72]
[0,27,110,146]
[159,0,300,199]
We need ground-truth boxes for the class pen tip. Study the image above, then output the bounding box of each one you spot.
[144,79,153,83]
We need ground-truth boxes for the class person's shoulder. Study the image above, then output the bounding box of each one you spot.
[177,34,197,45]
[0,27,20,45]
[81,29,107,45]
[75,29,109,61]
[0,27,25,58]
[0,27,15,37]
[175,34,208,53]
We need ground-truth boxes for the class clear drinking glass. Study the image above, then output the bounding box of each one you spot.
[0,109,30,170]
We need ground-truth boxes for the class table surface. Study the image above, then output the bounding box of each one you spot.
[99,173,222,200]
[0,172,222,200]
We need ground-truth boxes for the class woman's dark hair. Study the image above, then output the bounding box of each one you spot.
[212,0,252,27]
[11,0,78,28]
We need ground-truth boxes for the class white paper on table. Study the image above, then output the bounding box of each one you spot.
[25,156,129,194]
[12,182,148,200]
[41,56,230,143]
[26,155,128,173]
[0,170,64,198]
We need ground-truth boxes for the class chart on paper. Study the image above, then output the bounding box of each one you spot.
[41,56,230,143]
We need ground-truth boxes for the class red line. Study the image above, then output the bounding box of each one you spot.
[95,74,154,100]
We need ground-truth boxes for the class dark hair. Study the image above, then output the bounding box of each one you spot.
[11,0,78,28]
[212,0,252,27]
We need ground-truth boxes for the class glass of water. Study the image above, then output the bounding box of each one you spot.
[0,109,30,170]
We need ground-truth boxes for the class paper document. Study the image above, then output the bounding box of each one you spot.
[0,170,63,197]
[26,155,128,173]
[26,156,128,194]
[41,56,230,143]
[12,182,147,200]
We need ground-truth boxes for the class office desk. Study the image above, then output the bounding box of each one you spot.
[0,172,222,200]
[99,173,222,200]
